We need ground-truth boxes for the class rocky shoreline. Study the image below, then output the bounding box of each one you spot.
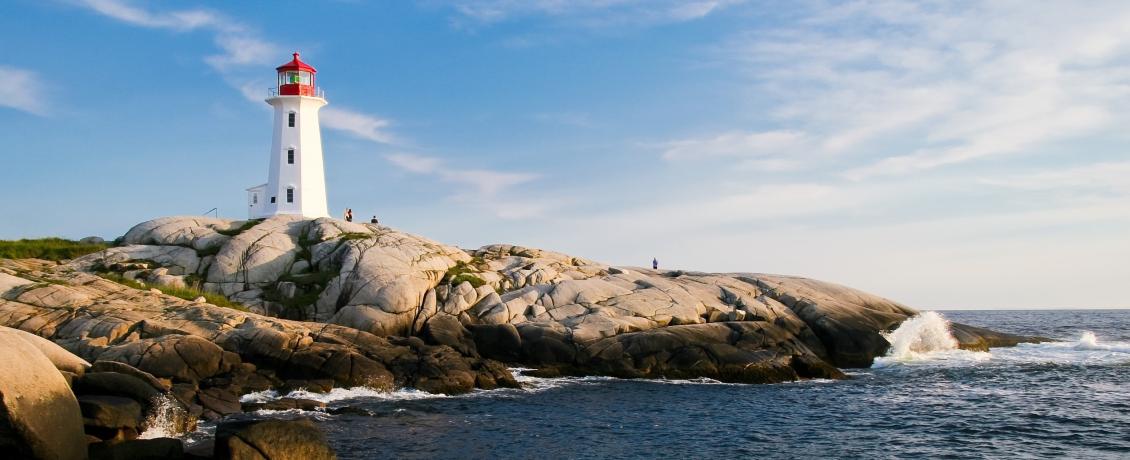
[0,216,1046,458]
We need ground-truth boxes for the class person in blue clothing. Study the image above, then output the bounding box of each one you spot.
[652,258,658,270]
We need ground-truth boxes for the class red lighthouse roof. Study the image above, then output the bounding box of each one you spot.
[276,52,316,73]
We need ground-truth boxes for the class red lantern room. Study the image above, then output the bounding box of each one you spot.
[276,52,317,96]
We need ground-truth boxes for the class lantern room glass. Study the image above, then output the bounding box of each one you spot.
[279,71,313,87]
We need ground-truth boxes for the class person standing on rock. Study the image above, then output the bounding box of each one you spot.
[652,258,658,270]
[344,208,353,222]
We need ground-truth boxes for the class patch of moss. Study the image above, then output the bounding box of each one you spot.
[337,232,370,241]
[443,260,487,288]
[450,273,486,288]
[216,219,263,237]
[0,238,109,261]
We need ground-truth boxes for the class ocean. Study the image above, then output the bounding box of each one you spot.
[212,310,1130,459]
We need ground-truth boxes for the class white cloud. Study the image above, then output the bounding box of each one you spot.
[711,1,1130,178]
[385,153,441,173]
[440,0,741,28]
[661,130,806,161]
[321,108,395,144]
[74,0,396,144]
[76,0,224,30]
[979,161,1130,195]
[447,169,540,197]
[0,65,49,116]
[204,34,279,72]
[384,153,543,218]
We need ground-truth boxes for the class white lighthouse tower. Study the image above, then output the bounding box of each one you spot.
[247,52,330,218]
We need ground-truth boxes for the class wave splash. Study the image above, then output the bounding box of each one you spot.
[138,395,189,439]
[872,312,1130,369]
[240,387,447,405]
[872,311,989,367]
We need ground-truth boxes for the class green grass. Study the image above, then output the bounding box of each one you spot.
[0,238,109,261]
[450,273,486,288]
[445,261,486,288]
[216,219,263,237]
[97,272,248,312]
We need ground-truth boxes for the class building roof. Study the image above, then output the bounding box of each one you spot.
[276,52,316,73]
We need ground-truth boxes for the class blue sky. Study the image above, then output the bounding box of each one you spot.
[1,0,1128,309]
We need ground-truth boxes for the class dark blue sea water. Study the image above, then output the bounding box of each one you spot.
[232,310,1130,459]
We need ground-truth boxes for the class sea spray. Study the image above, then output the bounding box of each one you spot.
[138,395,191,439]
[882,311,959,357]
[872,311,989,367]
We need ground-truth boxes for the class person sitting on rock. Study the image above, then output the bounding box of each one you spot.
[370,216,379,224]
[344,208,353,222]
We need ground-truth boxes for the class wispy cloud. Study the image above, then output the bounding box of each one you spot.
[661,130,806,162]
[696,1,1130,178]
[75,0,278,74]
[0,65,50,116]
[321,108,396,144]
[438,0,741,29]
[979,161,1130,195]
[76,0,223,30]
[74,0,398,144]
[384,153,543,218]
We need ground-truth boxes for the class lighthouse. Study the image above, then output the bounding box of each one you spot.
[246,52,330,219]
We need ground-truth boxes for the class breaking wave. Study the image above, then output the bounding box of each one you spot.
[872,311,989,367]
[240,387,448,404]
[138,395,189,439]
[872,311,1130,368]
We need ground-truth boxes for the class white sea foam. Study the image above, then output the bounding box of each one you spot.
[872,311,990,368]
[992,331,1130,365]
[249,408,335,420]
[872,311,1130,369]
[138,395,189,439]
[240,386,449,404]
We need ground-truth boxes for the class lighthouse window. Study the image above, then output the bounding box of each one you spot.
[287,148,295,164]
[270,197,276,203]
[286,187,294,203]
[288,112,295,127]
[252,194,258,204]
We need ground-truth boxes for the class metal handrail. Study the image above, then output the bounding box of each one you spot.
[267,87,326,98]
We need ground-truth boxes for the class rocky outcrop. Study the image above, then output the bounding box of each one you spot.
[11,215,1041,390]
[0,318,343,460]
[0,327,87,460]
[215,418,336,460]
[0,258,515,407]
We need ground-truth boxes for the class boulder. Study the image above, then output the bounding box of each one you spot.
[242,398,327,412]
[97,335,224,383]
[422,315,478,357]
[214,418,336,460]
[0,328,87,460]
[6,327,91,375]
[74,372,163,409]
[197,387,241,417]
[469,324,523,362]
[89,360,172,392]
[78,395,143,429]
[0,272,34,295]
